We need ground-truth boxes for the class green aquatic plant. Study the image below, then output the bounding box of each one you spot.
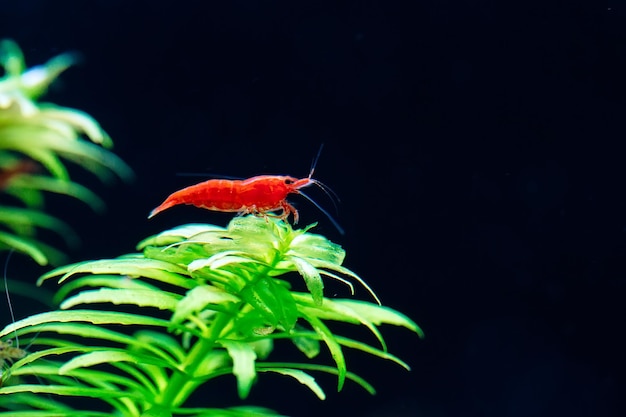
[0,39,133,265]
[0,39,422,417]
[0,216,422,416]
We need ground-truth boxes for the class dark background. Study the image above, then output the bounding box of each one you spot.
[2,1,626,416]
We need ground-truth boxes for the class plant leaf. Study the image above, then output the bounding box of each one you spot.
[239,278,298,332]
[286,256,324,305]
[0,310,171,339]
[39,258,193,288]
[220,340,257,400]
[59,350,171,374]
[60,288,181,311]
[259,368,325,400]
[301,314,347,391]
[7,174,106,213]
[0,230,48,265]
[330,299,424,336]
[171,285,240,325]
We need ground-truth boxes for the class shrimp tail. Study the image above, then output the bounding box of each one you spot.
[148,199,176,219]
[148,191,188,219]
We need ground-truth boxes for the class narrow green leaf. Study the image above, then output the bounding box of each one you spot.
[59,350,170,374]
[0,383,145,400]
[60,288,180,311]
[0,392,75,412]
[291,333,321,359]
[257,362,376,395]
[0,310,171,339]
[287,256,324,305]
[308,260,381,305]
[0,140,68,180]
[239,278,298,332]
[188,252,265,271]
[0,205,79,246]
[220,340,257,400]
[332,335,412,370]
[0,231,48,265]
[38,258,193,289]
[289,233,345,265]
[293,295,389,350]
[136,223,225,249]
[0,39,25,74]
[8,346,94,371]
[329,299,424,337]
[140,405,172,417]
[259,368,325,400]
[52,275,159,306]
[11,322,143,350]
[38,106,112,147]
[7,174,106,212]
[0,278,55,308]
[302,314,347,391]
[12,323,182,368]
[171,285,240,325]
[174,405,283,417]
[134,331,186,363]
[3,184,44,207]
[0,412,112,417]
[8,362,151,398]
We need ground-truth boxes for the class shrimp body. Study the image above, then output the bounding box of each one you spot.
[148,175,313,223]
[0,339,27,383]
[0,159,39,190]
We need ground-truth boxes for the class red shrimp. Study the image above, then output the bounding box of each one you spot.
[0,339,26,371]
[148,148,344,233]
[0,159,39,190]
[148,175,313,223]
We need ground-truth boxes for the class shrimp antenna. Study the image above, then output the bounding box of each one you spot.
[311,178,341,213]
[304,143,344,233]
[309,143,326,178]
[307,143,342,210]
[3,249,18,348]
[299,190,345,235]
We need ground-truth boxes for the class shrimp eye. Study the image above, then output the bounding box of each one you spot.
[284,178,295,185]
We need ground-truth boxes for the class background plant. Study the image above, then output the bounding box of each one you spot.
[0,38,132,404]
[0,39,133,266]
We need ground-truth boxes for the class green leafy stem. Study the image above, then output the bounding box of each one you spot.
[0,216,422,417]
